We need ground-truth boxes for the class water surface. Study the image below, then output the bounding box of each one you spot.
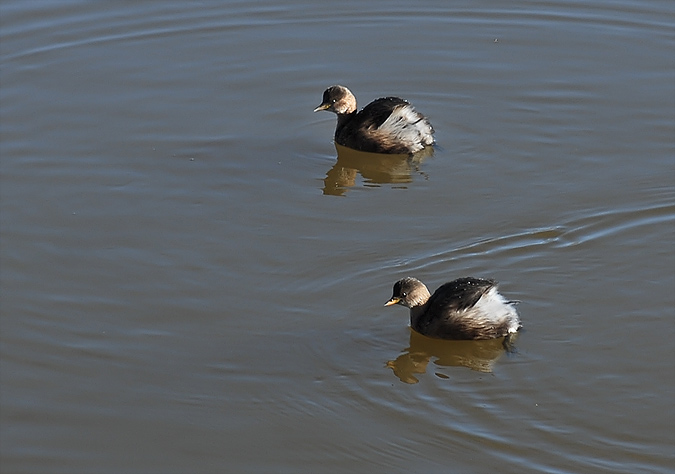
[1,1,674,473]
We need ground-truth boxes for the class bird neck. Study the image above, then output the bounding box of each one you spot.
[335,111,356,136]
[408,285,431,329]
[410,302,430,330]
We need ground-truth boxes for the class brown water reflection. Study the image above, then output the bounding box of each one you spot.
[3,1,674,472]
[387,329,514,384]
[323,143,433,195]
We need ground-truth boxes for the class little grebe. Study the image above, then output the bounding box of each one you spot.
[314,85,434,154]
[385,277,520,340]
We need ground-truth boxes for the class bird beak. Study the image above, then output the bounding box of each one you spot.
[313,103,330,112]
[384,297,400,307]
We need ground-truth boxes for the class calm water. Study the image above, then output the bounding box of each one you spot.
[1,1,674,473]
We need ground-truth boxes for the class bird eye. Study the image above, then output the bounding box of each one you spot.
[332,99,336,103]
[401,292,407,297]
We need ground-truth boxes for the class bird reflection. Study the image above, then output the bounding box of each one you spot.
[387,329,516,384]
[323,143,433,196]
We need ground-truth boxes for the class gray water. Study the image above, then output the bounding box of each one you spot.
[1,1,674,473]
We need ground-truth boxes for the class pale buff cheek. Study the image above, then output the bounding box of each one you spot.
[334,103,347,114]
[410,290,431,307]
[335,97,357,115]
[410,296,424,307]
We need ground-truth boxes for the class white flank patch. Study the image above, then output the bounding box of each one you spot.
[377,105,434,147]
[472,287,521,333]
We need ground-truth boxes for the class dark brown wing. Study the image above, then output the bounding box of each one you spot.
[427,277,497,313]
[357,97,410,129]
[411,278,500,339]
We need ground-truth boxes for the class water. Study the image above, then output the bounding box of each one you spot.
[1,1,674,473]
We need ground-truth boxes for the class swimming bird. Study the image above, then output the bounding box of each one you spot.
[314,85,434,154]
[384,277,520,340]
